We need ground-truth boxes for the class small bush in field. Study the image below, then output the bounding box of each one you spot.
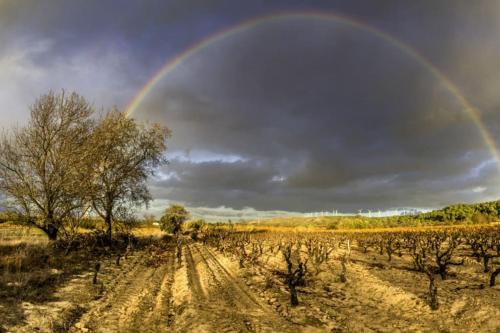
[186,219,206,240]
[159,205,189,235]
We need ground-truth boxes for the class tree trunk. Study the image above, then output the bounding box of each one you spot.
[340,258,347,283]
[176,239,182,265]
[490,268,500,287]
[105,213,112,242]
[483,256,490,273]
[426,270,439,310]
[438,264,447,280]
[289,283,299,306]
[93,262,101,284]
[46,221,59,241]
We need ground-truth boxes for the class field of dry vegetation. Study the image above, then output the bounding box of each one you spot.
[0,222,498,333]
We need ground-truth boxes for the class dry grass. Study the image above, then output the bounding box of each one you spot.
[0,228,60,309]
[132,225,164,237]
[0,223,48,246]
[226,222,498,234]
[0,224,55,300]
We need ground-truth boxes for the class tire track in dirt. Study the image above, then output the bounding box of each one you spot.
[178,242,254,332]
[183,243,207,301]
[72,241,300,333]
[81,265,157,332]
[124,263,175,333]
[175,242,298,333]
[191,244,239,309]
[72,246,177,333]
[106,267,157,331]
[203,245,267,310]
[195,244,264,311]
[70,252,146,332]
[146,249,176,331]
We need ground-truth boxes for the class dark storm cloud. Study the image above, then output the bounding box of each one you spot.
[148,154,499,212]
[1,0,499,213]
[138,15,500,211]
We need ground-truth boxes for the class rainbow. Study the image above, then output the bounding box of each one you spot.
[125,10,500,172]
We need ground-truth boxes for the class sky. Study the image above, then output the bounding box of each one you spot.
[1,0,499,219]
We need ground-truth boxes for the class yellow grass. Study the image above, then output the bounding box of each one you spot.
[226,222,498,234]
[0,223,48,246]
[1,221,497,245]
[132,225,164,237]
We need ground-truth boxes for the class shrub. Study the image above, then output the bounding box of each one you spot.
[185,219,206,240]
[159,205,189,235]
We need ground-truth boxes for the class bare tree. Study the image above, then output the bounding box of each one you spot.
[0,91,94,240]
[88,110,169,240]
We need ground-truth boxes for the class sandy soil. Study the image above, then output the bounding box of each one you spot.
[1,238,498,332]
[238,244,500,333]
[172,243,300,332]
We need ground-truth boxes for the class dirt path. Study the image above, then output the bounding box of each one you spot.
[68,241,300,333]
[72,246,176,333]
[173,242,300,333]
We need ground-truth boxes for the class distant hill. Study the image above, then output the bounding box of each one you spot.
[416,200,500,223]
[244,200,500,229]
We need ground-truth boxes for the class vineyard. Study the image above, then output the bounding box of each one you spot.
[1,223,498,332]
[201,225,500,318]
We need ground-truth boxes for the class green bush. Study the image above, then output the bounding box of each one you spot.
[159,204,189,235]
